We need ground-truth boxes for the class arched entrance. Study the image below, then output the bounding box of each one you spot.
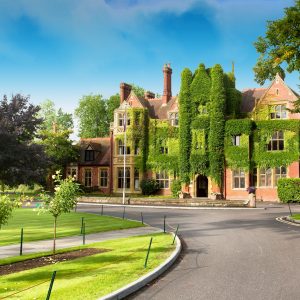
[196,175,208,197]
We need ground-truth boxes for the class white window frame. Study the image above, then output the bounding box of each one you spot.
[84,168,92,187]
[232,169,245,189]
[156,171,169,189]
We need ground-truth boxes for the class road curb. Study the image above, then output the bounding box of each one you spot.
[78,202,264,210]
[98,233,182,300]
[276,216,300,227]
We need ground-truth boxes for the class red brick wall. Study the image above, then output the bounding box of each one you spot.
[225,168,249,200]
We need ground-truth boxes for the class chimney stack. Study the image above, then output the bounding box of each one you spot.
[162,63,172,105]
[120,83,132,104]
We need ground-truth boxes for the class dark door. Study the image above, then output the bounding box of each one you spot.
[197,175,208,197]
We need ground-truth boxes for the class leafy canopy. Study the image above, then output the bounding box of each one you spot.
[0,94,48,186]
[253,0,300,84]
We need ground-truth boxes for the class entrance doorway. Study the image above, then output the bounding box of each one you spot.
[196,175,208,197]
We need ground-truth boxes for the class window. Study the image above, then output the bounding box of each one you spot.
[99,169,108,188]
[259,168,272,187]
[160,146,168,154]
[232,135,241,146]
[134,168,140,190]
[118,113,130,127]
[118,167,130,189]
[134,140,140,155]
[275,166,287,186]
[276,88,279,95]
[267,131,284,151]
[156,171,169,189]
[270,105,286,119]
[84,169,92,187]
[67,167,77,179]
[232,169,245,189]
[85,150,95,161]
[118,140,130,155]
[169,112,179,126]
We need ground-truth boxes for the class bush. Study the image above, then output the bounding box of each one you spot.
[277,178,300,203]
[171,179,182,197]
[140,179,159,195]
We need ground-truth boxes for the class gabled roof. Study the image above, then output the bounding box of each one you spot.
[241,88,267,113]
[79,137,111,166]
[241,74,299,113]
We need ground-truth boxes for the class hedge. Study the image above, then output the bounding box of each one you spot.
[277,178,300,203]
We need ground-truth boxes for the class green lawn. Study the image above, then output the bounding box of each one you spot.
[0,208,144,246]
[0,233,175,300]
[291,214,300,220]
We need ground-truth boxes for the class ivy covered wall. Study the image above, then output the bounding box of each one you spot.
[252,120,300,168]
[147,119,179,173]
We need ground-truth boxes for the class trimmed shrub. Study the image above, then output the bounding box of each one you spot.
[140,179,159,195]
[171,179,182,197]
[277,178,300,203]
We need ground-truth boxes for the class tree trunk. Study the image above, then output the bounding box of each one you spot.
[53,216,57,255]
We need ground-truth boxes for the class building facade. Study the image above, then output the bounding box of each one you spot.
[67,64,300,201]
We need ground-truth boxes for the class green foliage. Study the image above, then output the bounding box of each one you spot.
[41,171,81,253]
[171,179,182,197]
[140,179,159,195]
[148,120,179,173]
[0,195,17,229]
[75,95,109,138]
[130,84,146,98]
[277,178,300,203]
[190,154,209,175]
[179,68,193,183]
[106,94,120,124]
[252,120,300,167]
[253,0,300,84]
[42,172,81,218]
[38,100,74,132]
[208,64,226,186]
[0,94,48,187]
[190,64,211,118]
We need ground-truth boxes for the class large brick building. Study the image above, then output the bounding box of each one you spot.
[67,64,300,201]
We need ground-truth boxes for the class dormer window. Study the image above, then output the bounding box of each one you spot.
[270,105,286,119]
[169,112,179,126]
[85,146,95,161]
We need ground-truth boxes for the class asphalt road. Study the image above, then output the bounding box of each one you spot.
[77,203,300,300]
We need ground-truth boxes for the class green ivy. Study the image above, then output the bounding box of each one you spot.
[252,120,300,167]
[208,64,226,186]
[147,119,179,173]
[190,64,211,118]
[179,68,193,183]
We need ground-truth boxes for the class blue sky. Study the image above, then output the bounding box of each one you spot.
[0,0,298,124]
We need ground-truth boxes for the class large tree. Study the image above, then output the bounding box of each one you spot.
[75,95,109,138]
[253,0,300,85]
[38,99,73,132]
[0,94,48,186]
[38,100,78,189]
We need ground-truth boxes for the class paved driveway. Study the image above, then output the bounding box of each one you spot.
[78,204,300,300]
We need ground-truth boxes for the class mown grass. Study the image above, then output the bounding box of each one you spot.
[291,213,300,220]
[0,233,175,300]
[0,208,143,246]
